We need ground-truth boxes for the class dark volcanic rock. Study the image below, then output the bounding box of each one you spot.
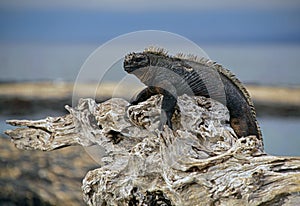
[0,137,97,206]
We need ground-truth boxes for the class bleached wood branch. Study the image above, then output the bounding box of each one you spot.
[5,95,300,205]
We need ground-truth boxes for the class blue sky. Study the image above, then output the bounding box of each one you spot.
[1,0,300,44]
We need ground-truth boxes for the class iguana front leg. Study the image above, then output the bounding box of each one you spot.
[160,89,177,129]
[130,86,177,130]
[130,86,157,105]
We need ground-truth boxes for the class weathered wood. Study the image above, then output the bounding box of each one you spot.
[5,95,300,205]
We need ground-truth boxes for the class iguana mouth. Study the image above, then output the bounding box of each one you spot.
[123,52,135,71]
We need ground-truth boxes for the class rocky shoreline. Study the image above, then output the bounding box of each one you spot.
[0,136,97,206]
[0,82,299,117]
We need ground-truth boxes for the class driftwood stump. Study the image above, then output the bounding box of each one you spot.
[5,95,300,205]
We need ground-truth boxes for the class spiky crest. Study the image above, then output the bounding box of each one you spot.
[143,46,168,56]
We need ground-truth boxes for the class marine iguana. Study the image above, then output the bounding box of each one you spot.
[123,47,262,140]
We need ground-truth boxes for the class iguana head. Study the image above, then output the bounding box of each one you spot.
[123,52,150,74]
[123,50,173,83]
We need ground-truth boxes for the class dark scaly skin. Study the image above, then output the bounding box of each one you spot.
[123,49,262,140]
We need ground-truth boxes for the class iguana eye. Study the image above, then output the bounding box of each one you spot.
[134,54,149,65]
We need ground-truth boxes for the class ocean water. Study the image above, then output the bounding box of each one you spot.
[0,43,299,156]
[1,43,300,85]
[259,117,300,156]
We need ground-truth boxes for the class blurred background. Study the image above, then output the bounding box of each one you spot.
[0,0,300,205]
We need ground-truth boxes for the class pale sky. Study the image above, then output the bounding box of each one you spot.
[1,0,299,11]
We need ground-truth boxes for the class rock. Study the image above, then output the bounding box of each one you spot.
[0,137,97,206]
